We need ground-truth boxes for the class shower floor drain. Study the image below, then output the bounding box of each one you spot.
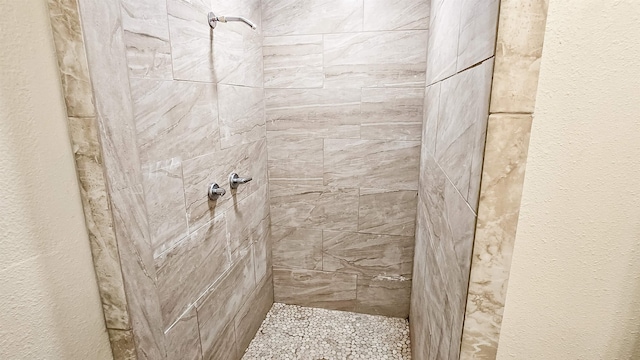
[242,303,411,360]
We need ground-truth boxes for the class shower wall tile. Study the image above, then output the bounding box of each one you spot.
[273,268,358,311]
[166,0,211,82]
[266,132,324,181]
[168,0,263,86]
[110,186,166,360]
[435,58,493,209]
[426,0,462,85]
[324,139,420,190]
[66,117,130,330]
[271,226,323,270]
[120,0,173,79]
[363,0,429,31]
[355,275,411,318]
[490,0,549,113]
[265,88,362,139]
[217,84,265,150]
[47,0,95,118]
[360,87,424,141]
[234,274,274,354]
[130,79,219,166]
[142,160,188,257]
[263,35,324,88]
[269,181,359,231]
[196,249,255,360]
[456,0,499,71]
[262,0,363,36]
[324,30,428,88]
[226,185,270,254]
[78,0,142,191]
[155,214,230,329]
[322,231,414,278]
[183,139,267,232]
[422,83,440,156]
[460,115,533,360]
[358,188,418,237]
[164,307,202,360]
[251,217,272,283]
[262,0,427,320]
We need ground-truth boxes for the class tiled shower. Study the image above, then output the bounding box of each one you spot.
[47,0,547,359]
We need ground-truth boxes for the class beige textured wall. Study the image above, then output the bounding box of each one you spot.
[497,0,640,359]
[0,1,112,359]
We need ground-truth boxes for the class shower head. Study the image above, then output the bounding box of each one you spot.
[208,12,257,30]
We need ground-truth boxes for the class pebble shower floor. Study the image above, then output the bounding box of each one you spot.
[242,303,411,360]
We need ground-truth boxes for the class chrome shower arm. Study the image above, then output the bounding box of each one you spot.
[208,12,257,30]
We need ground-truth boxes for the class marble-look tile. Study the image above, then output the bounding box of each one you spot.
[271,226,323,270]
[409,202,430,359]
[456,0,499,71]
[263,35,323,88]
[358,188,418,236]
[422,83,440,156]
[265,88,361,139]
[168,0,263,86]
[234,275,274,355]
[183,139,267,231]
[323,231,414,278]
[210,0,263,87]
[324,30,428,88]
[420,154,477,347]
[77,0,142,191]
[130,78,219,166]
[360,87,424,141]
[155,214,230,329]
[110,186,166,360]
[226,185,270,255]
[435,59,493,208]
[269,181,359,231]
[356,275,412,319]
[165,307,202,360]
[426,0,462,85]
[47,0,95,118]
[460,115,532,360]
[165,0,211,82]
[490,0,549,113]
[120,0,173,79]
[266,131,323,181]
[324,139,420,190]
[273,268,357,312]
[142,160,188,257]
[218,84,265,150]
[262,0,363,36]
[363,0,429,31]
[251,217,272,283]
[197,249,255,360]
[67,117,130,330]
[108,329,137,360]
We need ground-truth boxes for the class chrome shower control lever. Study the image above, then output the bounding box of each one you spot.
[208,183,226,201]
[229,173,252,189]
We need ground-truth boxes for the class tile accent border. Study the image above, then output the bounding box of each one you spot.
[459,1,550,359]
[47,0,134,358]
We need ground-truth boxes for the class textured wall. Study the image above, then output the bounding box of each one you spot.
[410,0,499,358]
[262,0,430,318]
[0,1,112,358]
[47,0,273,358]
[497,0,640,359]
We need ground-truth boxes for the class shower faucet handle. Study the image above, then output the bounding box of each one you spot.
[229,173,252,189]
[208,183,226,201]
